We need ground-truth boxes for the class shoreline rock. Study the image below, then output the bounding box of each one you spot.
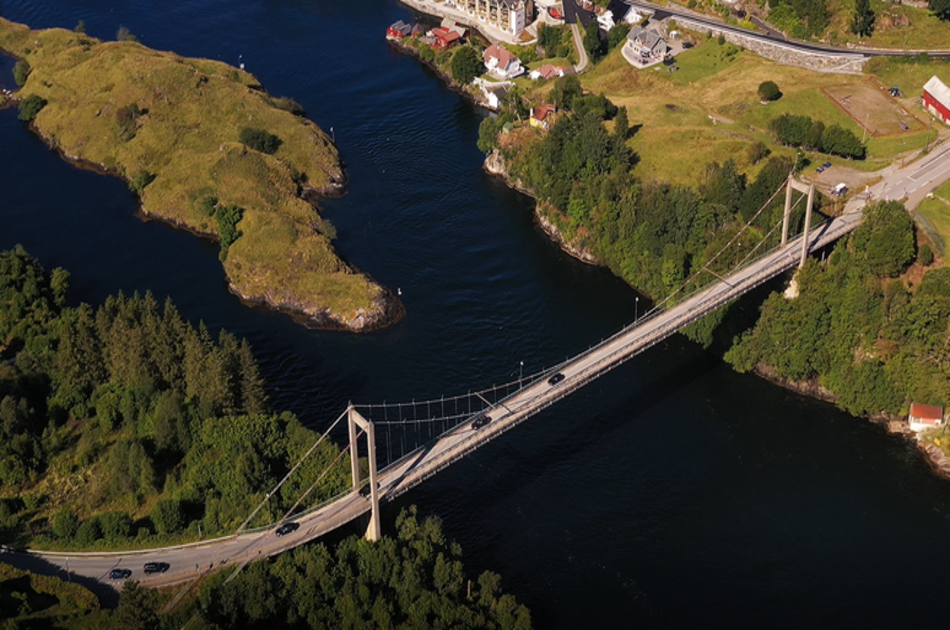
[25,120,402,333]
[752,361,950,480]
[483,149,601,265]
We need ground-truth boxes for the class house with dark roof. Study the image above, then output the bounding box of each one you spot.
[923,75,950,125]
[387,20,412,39]
[625,26,667,66]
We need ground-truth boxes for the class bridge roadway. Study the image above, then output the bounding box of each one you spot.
[0,208,863,592]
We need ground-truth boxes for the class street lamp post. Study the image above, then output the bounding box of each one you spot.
[519,361,524,388]
[635,296,639,321]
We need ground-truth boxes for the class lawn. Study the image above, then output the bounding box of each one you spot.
[824,0,950,50]
[0,17,387,329]
[575,39,910,185]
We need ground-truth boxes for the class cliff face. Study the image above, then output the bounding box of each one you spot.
[483,150,601,266]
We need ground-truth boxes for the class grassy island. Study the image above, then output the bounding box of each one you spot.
[0,18,402,332]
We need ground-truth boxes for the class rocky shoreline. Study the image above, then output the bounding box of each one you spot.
[19,103,402,333]
[483,150,600,265]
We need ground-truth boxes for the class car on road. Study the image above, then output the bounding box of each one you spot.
[547,372,565,386]
[471,414,491,429]
[275,522,300,537]
[143,562,169,575]
[109,568,132,580]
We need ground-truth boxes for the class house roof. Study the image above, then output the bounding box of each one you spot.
[484,44,518,69]
[536,64,560,79]
[627,26,665,52]
[531,104,556,120]
[910,402,944,421]
[924,75,950,109]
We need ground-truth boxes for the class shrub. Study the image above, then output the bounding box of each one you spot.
[239,127,282,154]
[920,244,934,266]
[450,46,483,85]
[747,140,771,164]
[17,94,47,122]
[129,170,156,196]
[74,20,86,34]
[215,204,244,260]
[74,517,102,546]
[100,511,133,541]
[151,499,183,534]
[757,80,781,102]
[116,26,138,42]
[13,60,30,87]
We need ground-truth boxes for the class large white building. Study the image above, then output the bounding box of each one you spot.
[459,0,529,36]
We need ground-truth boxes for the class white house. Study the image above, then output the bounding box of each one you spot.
[909,403,944,432]
[458,0,528,36]
[484,44,523,79]
[597,11,616,31]
[622,5,653,24]
[625,26,667,64]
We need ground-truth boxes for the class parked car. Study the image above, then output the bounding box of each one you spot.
[471,414,491,429]
[275,522,300,537]
[823,162,832,168]
[816,167,824,173]
[109,568,132,580]
[143,562,170,575]
[547,372,565,386]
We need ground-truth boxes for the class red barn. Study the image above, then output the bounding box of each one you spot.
[923,75,950,125]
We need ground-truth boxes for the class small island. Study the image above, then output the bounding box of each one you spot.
[0,18,403,332]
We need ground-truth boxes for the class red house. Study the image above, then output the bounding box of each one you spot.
[909,402,944,432]
[387,20,411,39]
[431,27,462,50]
[923,75,950,125]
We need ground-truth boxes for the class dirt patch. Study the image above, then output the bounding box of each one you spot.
[823,80,924,137]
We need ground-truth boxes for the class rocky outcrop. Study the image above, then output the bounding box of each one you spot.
[483,150,601,265]
[918,441,950,480]
[230,282,406,332]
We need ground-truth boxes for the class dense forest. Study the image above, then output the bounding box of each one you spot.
[726,200,948,416]
[1,507,532,629]
[0,246,348,549]
[481,72,944,419]
[482,75,811,345]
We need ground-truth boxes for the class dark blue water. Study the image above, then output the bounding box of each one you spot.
[3,2,950,628]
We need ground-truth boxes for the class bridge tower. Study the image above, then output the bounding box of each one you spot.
[348,405,381,542]
[781,176,815,269]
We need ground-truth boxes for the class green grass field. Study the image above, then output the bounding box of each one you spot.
[570,38,943,186]
[0,18,386,328]
[824,0,950,50]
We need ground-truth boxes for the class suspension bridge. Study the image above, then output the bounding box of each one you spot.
[5,177,867,591]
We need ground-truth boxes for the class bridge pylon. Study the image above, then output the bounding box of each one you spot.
[348,405,381,542]
[782,175,815,269]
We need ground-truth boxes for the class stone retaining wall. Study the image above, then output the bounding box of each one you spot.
[674,17,869,75]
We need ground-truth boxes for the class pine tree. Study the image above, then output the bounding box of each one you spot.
[851,0,875,36]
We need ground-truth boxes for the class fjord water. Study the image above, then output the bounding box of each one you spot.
[2,1,950,627]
